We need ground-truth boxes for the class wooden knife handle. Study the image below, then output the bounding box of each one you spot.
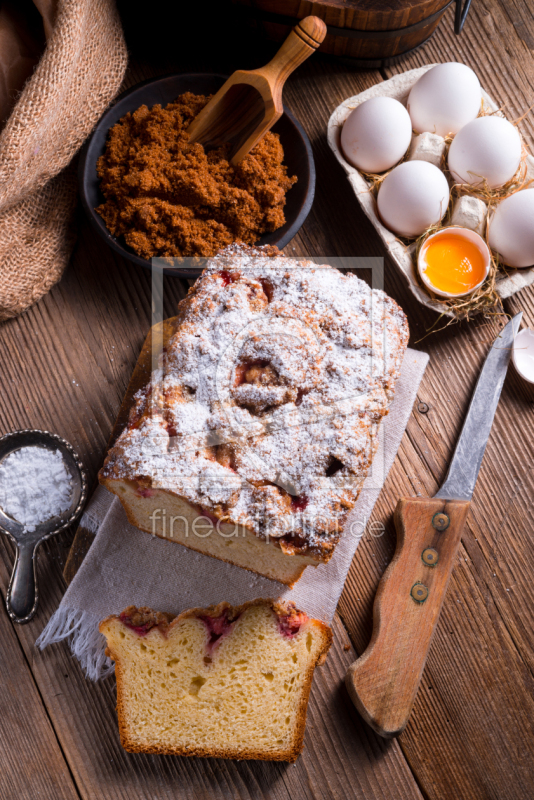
[345,496,470,738]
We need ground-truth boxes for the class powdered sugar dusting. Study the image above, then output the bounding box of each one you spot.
[101,247,409,558]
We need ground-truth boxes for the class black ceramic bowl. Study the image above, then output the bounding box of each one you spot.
[79,73,315,278]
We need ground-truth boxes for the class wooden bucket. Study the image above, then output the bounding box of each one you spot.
[231,0,472,67]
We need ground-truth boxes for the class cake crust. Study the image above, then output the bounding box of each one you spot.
[99,476,317,586]
[101,599,332,761]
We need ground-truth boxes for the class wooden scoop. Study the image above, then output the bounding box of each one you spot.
[187,16,326,165]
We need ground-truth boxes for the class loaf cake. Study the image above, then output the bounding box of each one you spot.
[100,599,332,761]
[99,247,409,584]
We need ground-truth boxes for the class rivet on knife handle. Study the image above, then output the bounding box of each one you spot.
[345,496,470,738]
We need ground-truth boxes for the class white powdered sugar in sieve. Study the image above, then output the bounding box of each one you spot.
[0,447,73,533]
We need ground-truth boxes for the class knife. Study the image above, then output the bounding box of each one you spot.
[345,312,522,738]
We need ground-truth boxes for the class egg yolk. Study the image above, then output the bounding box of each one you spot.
[422,233,486,295]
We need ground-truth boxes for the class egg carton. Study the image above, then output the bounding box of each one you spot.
[327,65,534,318]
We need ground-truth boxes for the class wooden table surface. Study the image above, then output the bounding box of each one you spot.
[1,1,534,798]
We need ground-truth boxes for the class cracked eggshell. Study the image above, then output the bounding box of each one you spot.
[407,63,482,137]
[377,161,450,239]
[448,116,522,189]
[340,96,412,174]
[417,227,490,298]
[513,327,534,384]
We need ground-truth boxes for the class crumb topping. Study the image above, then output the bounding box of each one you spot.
[115,600,311,643]
[100,246,409,558]
[119,606,175,636]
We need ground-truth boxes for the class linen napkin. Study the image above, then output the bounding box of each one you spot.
[37,349,428,680]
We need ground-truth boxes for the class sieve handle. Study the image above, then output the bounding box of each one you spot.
[6,540,39,623]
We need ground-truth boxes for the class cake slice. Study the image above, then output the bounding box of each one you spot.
[99,247,409,585]
[100,599,332,761]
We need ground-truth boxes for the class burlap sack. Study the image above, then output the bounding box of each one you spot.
[0,0,128,321]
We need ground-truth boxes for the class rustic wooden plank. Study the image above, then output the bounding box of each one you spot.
[0,578,80,800]
[497,0,534,52]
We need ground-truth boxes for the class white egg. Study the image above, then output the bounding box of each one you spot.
[377,161,450,238]
[340,96,412,174]
[488,188,534,267]
[448,116,521,189]
[407,63,481,137]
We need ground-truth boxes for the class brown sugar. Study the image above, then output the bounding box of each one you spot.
[96,93,297,259]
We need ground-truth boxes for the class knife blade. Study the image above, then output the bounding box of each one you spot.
[436,312,522,501]
[345,312,522,738]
